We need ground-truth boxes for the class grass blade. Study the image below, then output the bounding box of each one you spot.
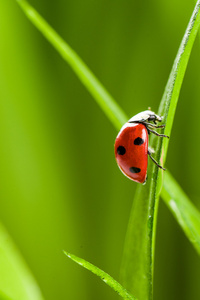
[158,0,200,163]
[161,171,200,255]
[15,0,127,130]
[0,223,44,300]
[0,291,13,300]
[121,1,200,299]
[64,252,136,300]
[14,0,200,298]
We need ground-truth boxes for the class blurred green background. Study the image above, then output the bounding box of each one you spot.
[0,0,200,299]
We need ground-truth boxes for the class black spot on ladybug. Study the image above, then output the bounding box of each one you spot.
[117,146,126,155]
[129,167,141,173]
[134,137,144,145]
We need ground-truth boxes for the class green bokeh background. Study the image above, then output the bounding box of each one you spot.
[0,0,200,299]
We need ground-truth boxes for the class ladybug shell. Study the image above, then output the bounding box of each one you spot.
[114,123,148,183]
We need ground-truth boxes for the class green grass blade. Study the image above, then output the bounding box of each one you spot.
[15,0,127,130]
[161,171,200,255]
[0,291,13,300]
[121,1,200,299]
[64,252,136,300]
[0,223,44,300]
[14,0,200,298]
[158,0,200,164]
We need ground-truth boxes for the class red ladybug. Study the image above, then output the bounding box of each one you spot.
[114,110,169,184]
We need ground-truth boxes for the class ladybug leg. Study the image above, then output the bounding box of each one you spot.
[142,175,147,185]
[146,127,151,135]
[143,122,165,129]
[147,127,169,138]
[155,125,165,128]
[148,150,166,170]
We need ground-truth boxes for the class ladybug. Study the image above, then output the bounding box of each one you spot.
[114,110,169,184]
